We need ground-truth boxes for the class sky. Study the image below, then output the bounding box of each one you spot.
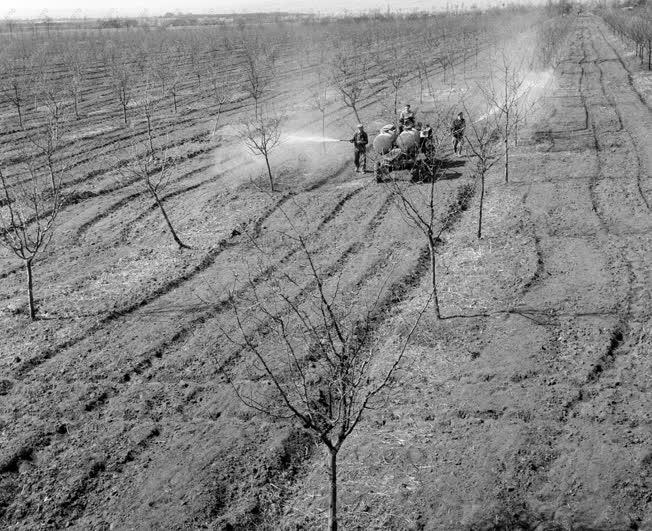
[4,0,502,19]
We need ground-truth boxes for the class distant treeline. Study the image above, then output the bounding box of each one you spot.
[0,4,544,34]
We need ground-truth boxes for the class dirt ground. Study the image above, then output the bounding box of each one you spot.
[0,14,650,530]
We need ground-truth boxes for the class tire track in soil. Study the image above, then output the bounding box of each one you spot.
[588,35,650,212]
[595,23,651,110]
[486,24,648,522]
[548,18,650,437]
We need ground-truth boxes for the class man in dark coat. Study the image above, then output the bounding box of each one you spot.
[350,124,368,173]
[451,112,466,155]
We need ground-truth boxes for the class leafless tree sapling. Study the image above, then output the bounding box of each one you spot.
[222,224,430,530]
[241,109,283,192]
[0,162,62,320]
[239,36,275,119]
[463,102,501,239]
[330,50,369,124]
[0,57,30,128]
[120,140,190,250]
[479,50,531,183]
[382,114,455,319]
[110,57,133,125]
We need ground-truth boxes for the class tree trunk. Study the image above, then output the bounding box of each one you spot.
[122,102,128,125]
[352,105,361,124]
[146,113,154,155]
[152,189,189,249]
[393,89,398,118]
[264,154,275,192]
[14,85,23,128]
[478,169,485,239]
[73,92,79,119]
[322,112,326,153]
[504,136,509,183]
[172,92,178,113]
[26,258,35,320]
[328,449,338,531]
[504,114,509,183]
[427,236,441,319]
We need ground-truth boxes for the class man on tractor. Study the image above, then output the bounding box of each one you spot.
[399,104,416,131]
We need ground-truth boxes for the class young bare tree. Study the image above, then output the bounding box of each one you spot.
[239,36,275,119]
[330,49,369,124]
[150,48,182,115]
[0,57,30,128]
[241,109,283,192]
[222,223,430,531]
[382,49,408,118]
[120,140,189,250]
[381,114,455,319]
[168,73,182,115]
[0,162,62,320]
[137,79,158,156]
[62,48,85,120]
[310,69,333,150]
[463,103,501,239]
[109,57,133,125]
[207,66,232,137]
[479,50,531,183]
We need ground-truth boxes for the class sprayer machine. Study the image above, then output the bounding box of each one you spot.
[371,124,436,183]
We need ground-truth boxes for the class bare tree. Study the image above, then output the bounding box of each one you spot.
[222,222,430,531]
[0,57,30,128]
[137,79,158,156]
[463,102,501,239]
[381,114,454,320]
[310,69,332,149]
[413,56,433,105]
[382,49,408,118]
[63,48,85,120]
[479,50,531,183]
[151,49,182,115]
[120,140,190,250]
[109,57,133,125]
[207,66,232,137]
[241,109,283,192]
[239,36,275,119]
[330,50,369,124]
[0,162,62,320]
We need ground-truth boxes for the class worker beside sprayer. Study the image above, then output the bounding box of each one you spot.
[451,112,466,155]
[349,124,368,173]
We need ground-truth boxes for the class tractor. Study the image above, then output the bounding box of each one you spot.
[372,124,437,183]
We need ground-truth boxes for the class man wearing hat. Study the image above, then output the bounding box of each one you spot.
[350,124,368,173]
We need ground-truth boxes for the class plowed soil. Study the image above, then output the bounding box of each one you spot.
[0,15,650,530]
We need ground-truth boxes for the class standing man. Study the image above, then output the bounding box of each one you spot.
[419,123,433,153]
[399,104,416,131]
[451,112,466,155]
[350,124,368,173]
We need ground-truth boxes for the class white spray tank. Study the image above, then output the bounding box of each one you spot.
[373,124,398,155]
[396,128,420,153]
